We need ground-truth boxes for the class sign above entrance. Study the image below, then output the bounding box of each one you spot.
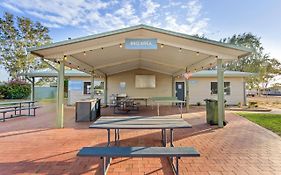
[125,38,157,50]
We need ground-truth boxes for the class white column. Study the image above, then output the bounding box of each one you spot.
[185,68,189,111]
[57,59,65,128]
[243,81,246,106]
[172,76,175,97]
[104,75,108,106]
[31,77,35,102]
[217,59,225,128]
[90,72,95,99]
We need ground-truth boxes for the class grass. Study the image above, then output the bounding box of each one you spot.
[237,112,281,136]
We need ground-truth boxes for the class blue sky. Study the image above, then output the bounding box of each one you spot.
[0,0,280,82]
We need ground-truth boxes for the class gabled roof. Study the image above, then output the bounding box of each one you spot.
[28,24,252,53]
[28,24,252,76]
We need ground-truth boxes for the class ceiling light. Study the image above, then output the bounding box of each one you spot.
[101,47,104,50]
[179,48,182,52]
[160,44,164,48]
[64,55,67,60]
[119,43,123,48]
[196,52,200,56]
[77,66,80,70]
[83,51,86,56]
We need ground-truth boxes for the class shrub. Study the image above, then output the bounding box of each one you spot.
[0,79,31,99]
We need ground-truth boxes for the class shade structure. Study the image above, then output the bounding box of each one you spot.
[29,24,251,76]
[28,24,252,128]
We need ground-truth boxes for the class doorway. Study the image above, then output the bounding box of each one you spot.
[176,82,185,101]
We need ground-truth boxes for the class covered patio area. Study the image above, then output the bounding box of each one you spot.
[0,103,280,175]
[28,24,251,128]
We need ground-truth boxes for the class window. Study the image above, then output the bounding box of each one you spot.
[84,82,91,94]
[211,82,230,95]
[83,81,105,95]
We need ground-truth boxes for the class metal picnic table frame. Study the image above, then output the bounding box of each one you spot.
[89,116,192,147]
[150,97,186,118]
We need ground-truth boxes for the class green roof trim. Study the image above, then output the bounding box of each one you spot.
[20,69,254,78]
[28,24,252,53]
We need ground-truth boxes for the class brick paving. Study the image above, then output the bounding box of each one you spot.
[0,103,281,175]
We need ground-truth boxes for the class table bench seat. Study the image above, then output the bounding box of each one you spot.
[0,106,40,122]
[77,146,200,175]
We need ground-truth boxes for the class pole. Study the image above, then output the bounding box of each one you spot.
[104,75,108,106]
[185,68,189,111]
[31,77,35,102]
[217,59,224,128]
[90,71,95,99]
[57,58,65,128]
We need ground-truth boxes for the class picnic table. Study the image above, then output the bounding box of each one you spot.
[0,101,39,122]
[89,116,192,147]
[150,97,186,117]
[79,115,195,175]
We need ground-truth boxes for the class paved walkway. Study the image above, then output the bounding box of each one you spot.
[0,104,281,175]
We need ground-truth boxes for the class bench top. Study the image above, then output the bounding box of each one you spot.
[77,147,200,157]
[90,116,192,129]
[0,101,36,106]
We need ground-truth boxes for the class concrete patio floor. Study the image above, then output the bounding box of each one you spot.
[0,103,281,175]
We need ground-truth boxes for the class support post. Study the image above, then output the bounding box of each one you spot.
[243,80,246,106]
[185,68,189,111]
[90,72,95,99]
[57,59,65,128]
[104,75,108,106]
[31,77,35,102]
[172,76,175,97]
[217,59,224,128]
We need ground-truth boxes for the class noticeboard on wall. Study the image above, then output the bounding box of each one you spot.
[135,75,156,88]
[69,80,83,91]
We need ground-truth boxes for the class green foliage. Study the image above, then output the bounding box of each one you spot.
[238,112,281,136]
[221,33,281,90]
[0,12,51,77]
[0,79,30,99]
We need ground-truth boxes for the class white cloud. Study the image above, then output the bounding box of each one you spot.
[0,2,22,13]
[0,0,209,35]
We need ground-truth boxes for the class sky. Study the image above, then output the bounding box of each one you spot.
[0,0,280,83]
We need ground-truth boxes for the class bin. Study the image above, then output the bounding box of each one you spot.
[75,98,101,122]
[204,99,218,125]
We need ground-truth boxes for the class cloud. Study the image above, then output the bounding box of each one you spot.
[0,0,209,35]
[0,2,22,13]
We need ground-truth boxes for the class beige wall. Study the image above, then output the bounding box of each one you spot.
[68,71,245,106]
[107,69,172,105]
[68,77,104,105]
[175,77,245,105]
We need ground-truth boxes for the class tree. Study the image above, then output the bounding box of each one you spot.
[221,33,281,92]
[0,12,51,78]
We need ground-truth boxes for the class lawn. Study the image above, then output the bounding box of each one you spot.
[237,112,281,136]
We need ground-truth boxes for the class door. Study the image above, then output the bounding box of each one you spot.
[176,82,185,101]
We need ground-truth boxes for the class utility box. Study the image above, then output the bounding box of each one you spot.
[75,99,101,122]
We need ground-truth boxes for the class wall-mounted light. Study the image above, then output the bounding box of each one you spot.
[160,44,164,48]
[83,51,86,56]
[119,43,123,48]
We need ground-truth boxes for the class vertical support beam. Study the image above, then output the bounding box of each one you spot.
[104,75,108,106]
[217,59,224,128]
[31,77,35,102]
[185,68,189,111]
[243,80,246,106]
[172,76,175,97]
[90,71,95,99]
[57,59,65,128]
